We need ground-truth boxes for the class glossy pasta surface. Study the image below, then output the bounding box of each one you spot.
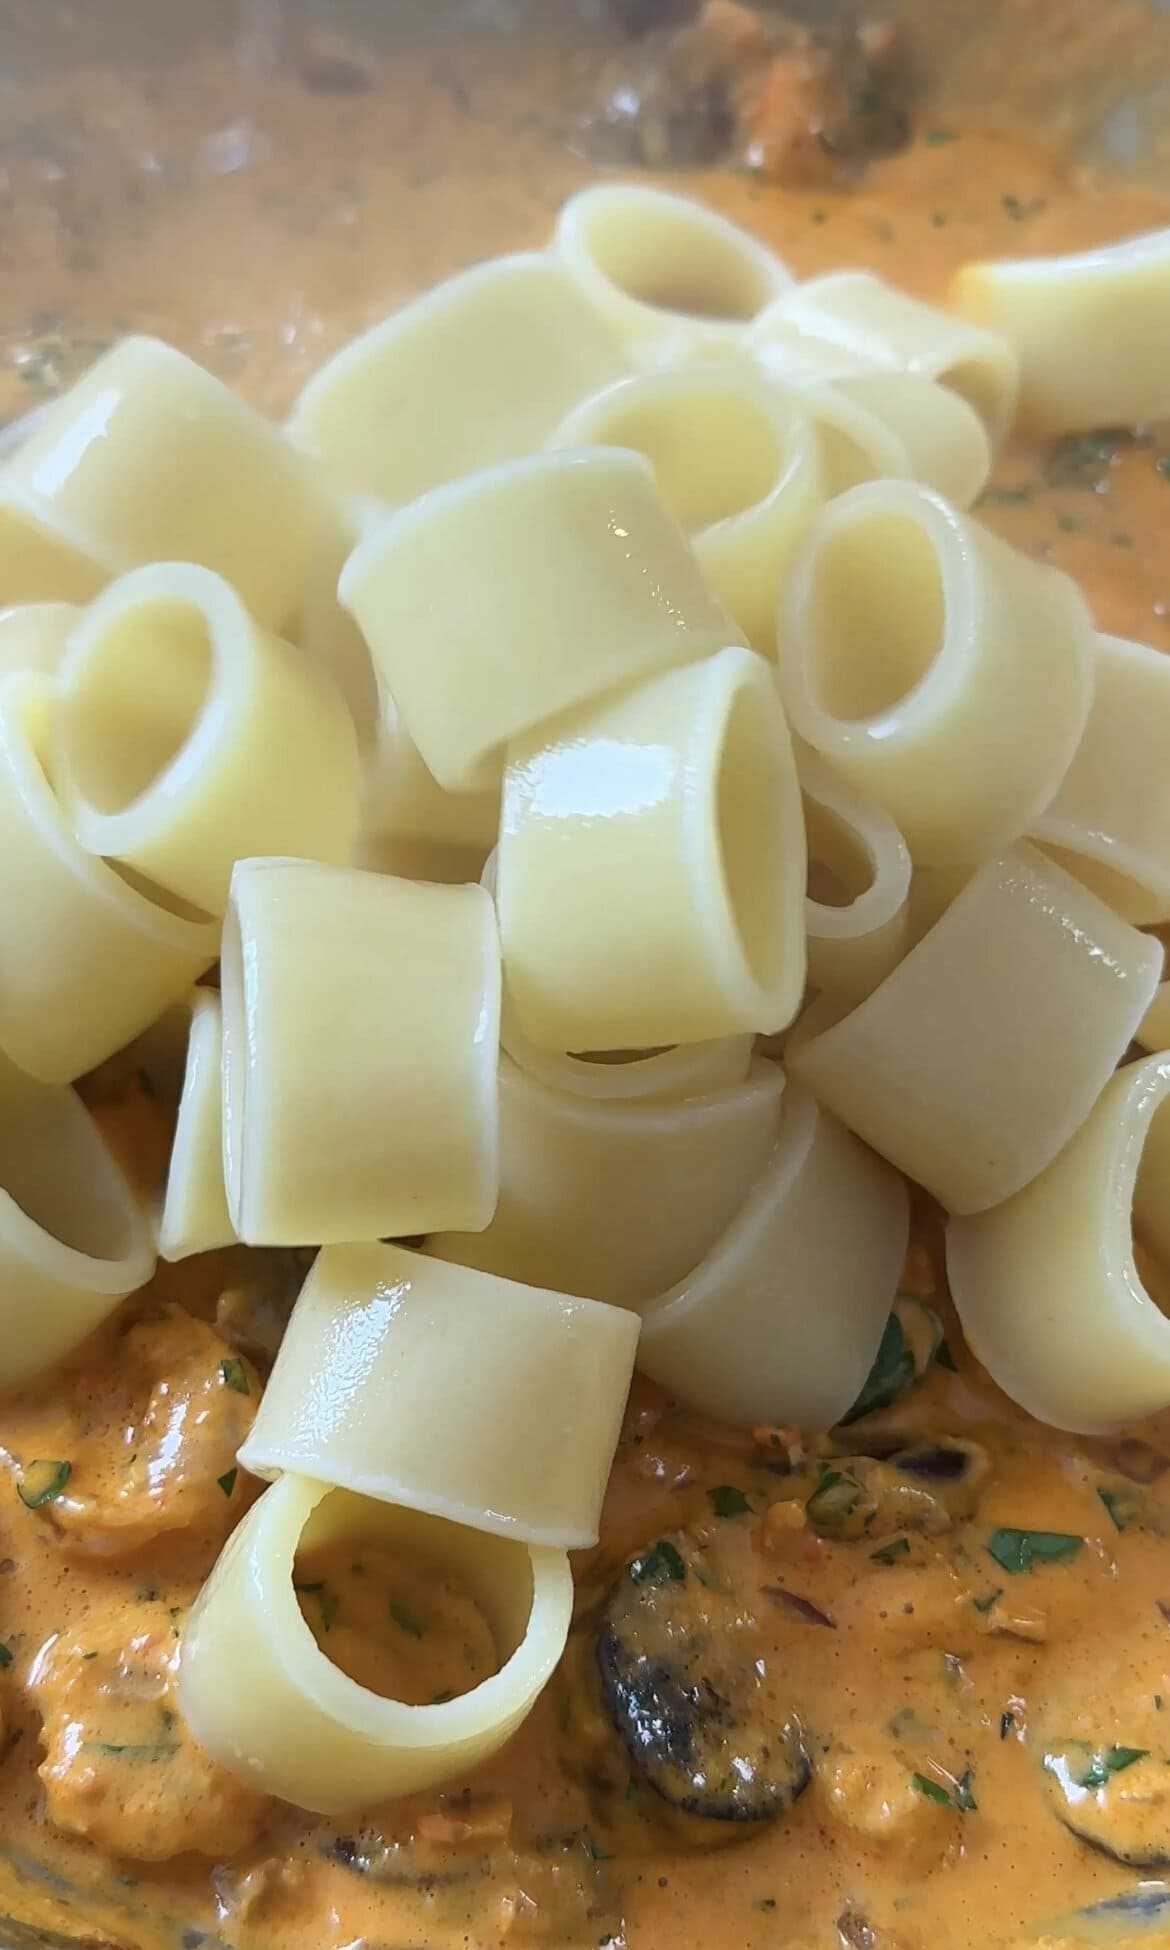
[4,17,1170,1950]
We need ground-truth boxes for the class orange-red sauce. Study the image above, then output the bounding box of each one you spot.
[4,9,1170,1948]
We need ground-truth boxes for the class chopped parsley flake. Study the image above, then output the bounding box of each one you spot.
[390,1600,424,1639]
[629,1541,686,1586]
[18,1460,73,1509]
[985,1529,1083,1575]
[218,1358,250,1395]
[708,1485,751,1519]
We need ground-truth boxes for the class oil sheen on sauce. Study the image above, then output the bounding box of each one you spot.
[4,9,1170,1950]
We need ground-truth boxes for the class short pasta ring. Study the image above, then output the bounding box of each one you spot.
[178,1473,573,1815]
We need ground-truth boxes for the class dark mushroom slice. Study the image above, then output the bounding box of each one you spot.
[1040,1740,1170,1868]
[597,1534,811,1823]
[1052,1881,1170,1937]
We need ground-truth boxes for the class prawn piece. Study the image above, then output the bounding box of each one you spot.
[31,1601,272,1861]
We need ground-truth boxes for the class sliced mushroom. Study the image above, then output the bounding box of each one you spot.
[1041,1741,1170,1867]
[597,1533,811,1823]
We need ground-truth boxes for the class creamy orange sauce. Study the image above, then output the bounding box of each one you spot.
[5,9,1170,1949]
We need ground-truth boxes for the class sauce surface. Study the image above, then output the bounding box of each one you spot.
[4,8,1170,1948]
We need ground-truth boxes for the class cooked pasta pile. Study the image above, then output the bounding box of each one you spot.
[0,183,1168,1815]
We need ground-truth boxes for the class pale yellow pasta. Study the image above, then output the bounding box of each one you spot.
[0,602,77,677]
[288,253,629,505]
[548,364,822,652]
[1137,956,1170,1055]
[1033,633,1170,925]
[781,379,907,497]
[773,270,1019,443]
[638,1083,908,1427]
[340,447,740,792]
[428,1053,784,1307]
[948,1054,1170,1432]
[788,846,1163,1215]
[498,645,806,1051]
[0,482,109,607]
[53,564,362,916]
[0,671,218,1084]
[178,1475,572,1815]
[827,372,992,509]
[3,336,326,629]
[158,990,234,1264]
[800,748,913,1000]
[951,227,1170,434]
[239,1242,640,1547]
[0,1050,157,1390]
[777,480,1094,865]
[221,860,500,1245]
[745,301,885,385]
[553,183,792,362]
[292,493,384,758]
[360,697,500,862]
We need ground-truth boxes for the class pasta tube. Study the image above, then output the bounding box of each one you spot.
[340,447,740,792]
[428,1054,784,1307]
[158,990,234,1264]
[53,563,362,916]
[239,1242,639,1548]
[178,1475,573,1814]
[788,846,1163,1215]
[3,336,327,629]
[0,483,108,606]
[553,184,792,362]
[549,364,822,653]
[777,480,1094,865]
[498,645,806,1051]
[359,697,500,861]
[638,1083,908,1428]
[772,270,1019,444]
[221,860,500,1245]
[951,227,1170,434]
[0,1050,156,1390]
[948,1055,1170,1432]
[0,602,78,677]
[0,672,218,1084]
[288,252,629,504]
[800,748,913,1000]
[827,372,992,509]
[1033,633,1170,925]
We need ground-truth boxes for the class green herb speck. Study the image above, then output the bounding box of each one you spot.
[219,1358,250,1395]
[986,1529,1083,1575]
[629,1540,686,1586]
[216,1468,237,1499]
[708,1485,751,1519]
[390,1600,424,1639]
[18,1460,72,1509]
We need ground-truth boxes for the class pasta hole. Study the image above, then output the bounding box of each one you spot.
[1134,1092,1170,1316]
[0,1077,134,1262]
[294,1540,500,1705]
[585,202,776,324]
[716,679,789,998]
[59,597,212,815]
[588,387,784,533]
[805,802,874,910]
[805,511,945,722]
